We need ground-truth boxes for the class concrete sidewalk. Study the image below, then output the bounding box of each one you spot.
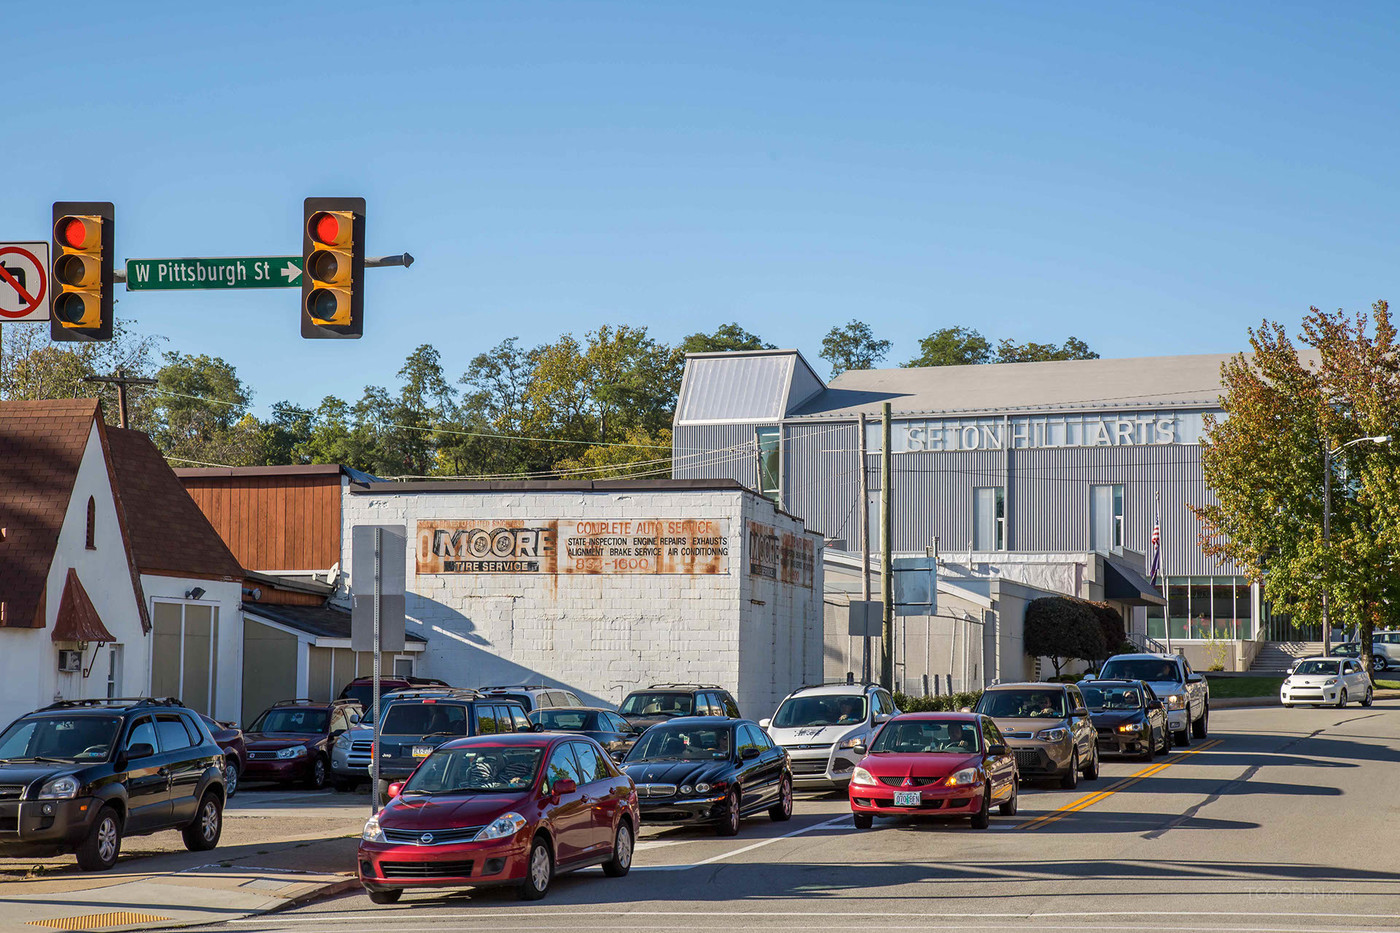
[0,834,359,933]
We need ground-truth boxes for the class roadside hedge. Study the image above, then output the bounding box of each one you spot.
[892,691,983,712]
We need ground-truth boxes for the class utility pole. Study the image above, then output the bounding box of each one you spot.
[858,412,871,683]
[81,368,156,428]
[1322,441,1332,651]
[880,402,894,691]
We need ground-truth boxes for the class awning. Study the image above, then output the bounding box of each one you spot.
[1102,554,1167,607]
[50,568,117,643]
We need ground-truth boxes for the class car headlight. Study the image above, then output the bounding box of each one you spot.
[1117,723,1143,733]
[837,736,864,750]
[335,733,351,750]
[362,816,385,843]
[1324,678,1338,686]
[945,767,981,787]
[473,812,528,842]
[852,766,876,785]
[1035,727,1068,742]
[679,784,693,795]
[695,781,723,793]
[1165,695,1185,710]
[38,776,80,799]
[276,745,307,760]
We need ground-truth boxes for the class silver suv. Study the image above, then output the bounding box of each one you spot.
[1372,632,1400,670]
[479,684,584,714]
[761,682,898,790]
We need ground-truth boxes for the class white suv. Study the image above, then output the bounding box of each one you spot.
[761,682,898,790]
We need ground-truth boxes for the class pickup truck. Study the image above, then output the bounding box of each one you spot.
[1090,653,1210,744]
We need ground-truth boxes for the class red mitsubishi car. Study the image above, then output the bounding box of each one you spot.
[358,732,638,903]
[848,712,1018,829]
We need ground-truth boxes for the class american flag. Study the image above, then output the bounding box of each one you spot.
[1148,492,1162,586]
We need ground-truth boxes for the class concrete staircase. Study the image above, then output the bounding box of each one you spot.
[1250,641,1325,672]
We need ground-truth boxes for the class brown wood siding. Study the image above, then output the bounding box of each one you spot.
[249,590,324,606]
[180,475,341,571]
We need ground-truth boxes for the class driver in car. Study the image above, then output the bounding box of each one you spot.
[940,722,975,752]
[1026,694,1058,717]
[836,698,861,724]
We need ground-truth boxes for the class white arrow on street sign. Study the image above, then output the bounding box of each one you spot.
[0,242,51,322]
[280,261,302,283]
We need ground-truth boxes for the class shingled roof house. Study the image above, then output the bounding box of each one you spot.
[0,400,245,722]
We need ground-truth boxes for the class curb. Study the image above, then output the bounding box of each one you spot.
[1210,689,1400,709]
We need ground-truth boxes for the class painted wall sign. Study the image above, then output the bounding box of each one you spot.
[416,519,729,575]
[747,521,815,589]
[867,409,1217,453]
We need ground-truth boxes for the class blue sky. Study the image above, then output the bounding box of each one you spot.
[3,1,1397,413]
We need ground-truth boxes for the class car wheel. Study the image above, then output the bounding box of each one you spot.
[517,837,553,900]
[1374,655,1389,672]
[1082,744,1099,780]
[715,789,741,837]
[1282,703,1293,709]
[768,775,793,822]
[1059,750,1079,790]
[998,781,1018,816]
[368,889,402,905]
[1139,732,1155,762]
[853,812,873,829]
[1336,689,1348,709]
[76,806,122,871]
[970,783,992,829]
[1362,686,1374,708]
[223,759,240,798]
[182,792,223,851]
[1175,726,1191,747]
[602,820,634,877]
[1192,707,1209,738]
[306,756,328,790]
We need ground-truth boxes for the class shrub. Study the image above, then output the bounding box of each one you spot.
[1024,596,1105,676]
[1086,602,1126,662]
[892,691,983,713]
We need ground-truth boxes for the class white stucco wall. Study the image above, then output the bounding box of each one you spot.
[0,424,146,722]
[340,487,823,720]
[139,575,245,722]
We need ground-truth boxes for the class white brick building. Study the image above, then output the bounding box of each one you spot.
[339,478,823,719]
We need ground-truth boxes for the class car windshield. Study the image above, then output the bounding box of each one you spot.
[773,695,867,728]
[250,708,329,734]
[1080,686,1143,710]
[975,690,1067,719]
[619,693,694,717]
[403,746,543,794]
[0,716,121,762]
[1293,660,1340,676]
[531,710,594,731]
[381,702,469,737]
[870,720,979,754]
[626,726,730,762]
[1099,659,1180,682]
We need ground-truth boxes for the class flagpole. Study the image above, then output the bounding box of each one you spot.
[1158,490,1170,654]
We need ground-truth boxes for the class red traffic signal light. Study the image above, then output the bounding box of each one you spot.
[302,198,365,338]
[51,202,114,341]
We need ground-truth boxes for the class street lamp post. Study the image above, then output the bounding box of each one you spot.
[1321,434,1391,649]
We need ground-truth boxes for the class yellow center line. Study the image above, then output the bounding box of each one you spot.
[1017,738,1222,830]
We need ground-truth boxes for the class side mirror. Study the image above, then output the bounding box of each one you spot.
[986,743,1007,757]
[1072,707,1089,717]
[127,742,156,760]
[348,713,361,726]
[850,743,867,756]
[531,722,545,733]
[1148,701,1163,710]
[740,746,761,760]
[387,782,404,799]
[759,718,772,729]
[1187,673,1204,683]
[552,777,577,796]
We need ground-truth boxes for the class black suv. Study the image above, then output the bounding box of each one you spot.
[362,689,531,802]
[0,698,225,871]
[618,684,742,731]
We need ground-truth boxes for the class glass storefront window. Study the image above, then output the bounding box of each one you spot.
[1167,579,1189,641]
[756,427,780,503]
[1212,579,1235,640]
[1146,605,1166,640]
[1189,577,1212,639]
[1236,583,1254,639]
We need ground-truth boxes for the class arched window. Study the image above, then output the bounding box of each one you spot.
[85,497,96,550]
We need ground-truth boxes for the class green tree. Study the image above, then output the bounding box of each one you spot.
[0,319,162,417]
[994,336,1098,364]
[906,326,993,367]
[146,352,262,466]
[1195,303,1400,671]
[1023,597,1105,677]
[678,323,775,355]
[820,320,891,377]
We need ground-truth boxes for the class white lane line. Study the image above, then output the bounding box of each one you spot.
[631,815,854,871]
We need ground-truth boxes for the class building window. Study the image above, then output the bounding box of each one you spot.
[1089,484,1124,550]
[85,497,96,550]
[105,645,123,698]
[151,601,219,715]
[756,427,780,503]
[1161,575,1253,641]
[973,487,1005,551]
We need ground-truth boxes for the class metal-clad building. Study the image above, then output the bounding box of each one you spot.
[673,350,1260,651]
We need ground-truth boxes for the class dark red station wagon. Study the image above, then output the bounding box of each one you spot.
[358,732,639,902]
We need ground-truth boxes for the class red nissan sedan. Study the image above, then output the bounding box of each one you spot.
[848,712,1018,829]
[358,732,639,902]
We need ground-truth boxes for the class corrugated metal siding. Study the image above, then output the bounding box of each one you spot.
[886,450,1008,553]
[783,422,861,542]
[675,355,791,424]
[672,424,761,485]
[784,358,826,414]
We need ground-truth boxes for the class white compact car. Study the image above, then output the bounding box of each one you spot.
[761,682,898,790]
[1281,657,1374,708]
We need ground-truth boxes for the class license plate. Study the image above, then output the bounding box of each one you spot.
[893,790,921,807]
[412,746,434,758]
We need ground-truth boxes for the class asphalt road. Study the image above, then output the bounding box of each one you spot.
[194,702,1400,933]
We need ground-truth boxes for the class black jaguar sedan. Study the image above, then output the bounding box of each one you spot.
[1080,679,1170,761]
[620,716,792,836]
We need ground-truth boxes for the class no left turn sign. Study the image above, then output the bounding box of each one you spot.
[0,242,50,322]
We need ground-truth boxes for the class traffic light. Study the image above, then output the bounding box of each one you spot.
[51,201,114,341]
[302,197,365,338]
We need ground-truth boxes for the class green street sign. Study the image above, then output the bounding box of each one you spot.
[125,257,303,291]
